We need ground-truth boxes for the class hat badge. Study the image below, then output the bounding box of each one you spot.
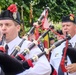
[70,16,74,21]
[69,14,74,21]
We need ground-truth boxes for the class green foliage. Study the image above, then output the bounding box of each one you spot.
[0,0,76,22]
[0,0,76,34]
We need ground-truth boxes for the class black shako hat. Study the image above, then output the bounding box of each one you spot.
[0,4,21,25]
[62,14,76,24]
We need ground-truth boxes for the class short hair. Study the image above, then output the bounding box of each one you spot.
[49,37,54,41]
[56,30,63,35]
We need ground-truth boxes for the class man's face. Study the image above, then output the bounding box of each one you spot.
[50,40,55,45]
[62,22,76,37]
[0,20,20,43]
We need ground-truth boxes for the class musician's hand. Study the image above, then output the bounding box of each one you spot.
[66,63,76,73]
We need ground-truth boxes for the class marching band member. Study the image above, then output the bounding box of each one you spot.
[56,30,65,41]
[50,14,76,75]
[0,4,51,75]
[49,37,55,47]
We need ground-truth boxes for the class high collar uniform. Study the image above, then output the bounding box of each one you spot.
[50,34,76,75]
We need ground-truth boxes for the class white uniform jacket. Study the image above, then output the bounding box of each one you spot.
[6,36,51,75]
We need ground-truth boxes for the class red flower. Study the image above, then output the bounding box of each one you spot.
[7,4,17,13]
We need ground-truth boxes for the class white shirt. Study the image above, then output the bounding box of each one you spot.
[7,36,51,75]
[50,34,76,75]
